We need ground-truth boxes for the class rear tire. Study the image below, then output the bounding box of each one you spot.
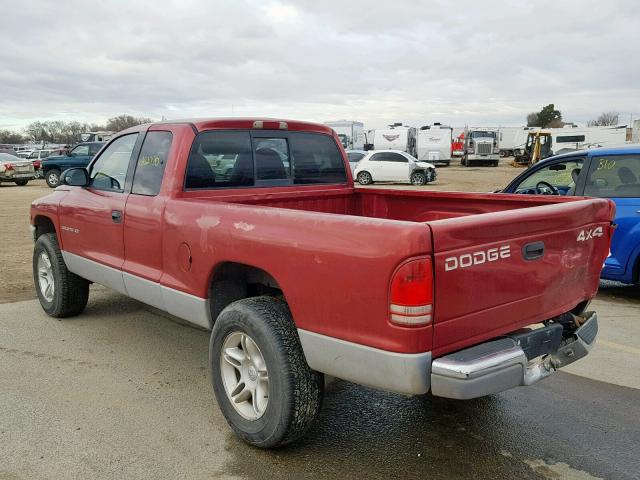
[33,233,89,317]
[210,296,323,448]
[15,179,29,186]
[46,169,61,188]
[356,171,373,185]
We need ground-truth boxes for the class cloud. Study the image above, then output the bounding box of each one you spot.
[1,0,639,130]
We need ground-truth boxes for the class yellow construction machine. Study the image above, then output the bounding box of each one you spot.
[513,131,553,167]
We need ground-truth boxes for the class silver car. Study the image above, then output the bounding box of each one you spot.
[0,152,36,186]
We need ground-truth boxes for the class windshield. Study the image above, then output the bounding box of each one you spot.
[470,131,497,139]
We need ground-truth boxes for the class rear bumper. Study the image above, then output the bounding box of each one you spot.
[430,313,598,399]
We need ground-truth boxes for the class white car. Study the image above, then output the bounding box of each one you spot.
[353,150,437,186]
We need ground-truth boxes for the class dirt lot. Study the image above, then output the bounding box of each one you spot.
[0,161,523,304]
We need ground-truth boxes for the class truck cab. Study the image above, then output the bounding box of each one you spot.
[462,129,500,166]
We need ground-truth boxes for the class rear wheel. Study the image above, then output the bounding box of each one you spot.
[15,179,29,186]
[33,233,89,317]
[210,296,323,448]
[410,171,427,186]
[46,169,61,188]
[492,160,499,167]
[356,171,373,185]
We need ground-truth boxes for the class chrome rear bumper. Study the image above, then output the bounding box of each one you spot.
[430,313,598,399]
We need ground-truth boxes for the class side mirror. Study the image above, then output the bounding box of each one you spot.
[61,168,89,187]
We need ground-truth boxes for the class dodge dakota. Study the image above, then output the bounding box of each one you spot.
[30,118,613,448]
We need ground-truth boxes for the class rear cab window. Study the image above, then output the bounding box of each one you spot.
[184,130,347,190]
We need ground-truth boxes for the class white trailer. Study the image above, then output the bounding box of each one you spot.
[372,124,417,156]
[416,124,453,166]
[324,121,365,150]
[548,126,627,154]
[498,127,529,157]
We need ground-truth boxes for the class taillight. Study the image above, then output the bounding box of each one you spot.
[390,258,433,327]
[5,163,13,170]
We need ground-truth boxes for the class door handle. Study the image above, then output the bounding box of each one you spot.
[111,210,123,223]
[522,241,544,261]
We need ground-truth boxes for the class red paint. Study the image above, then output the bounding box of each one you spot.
[31,118,614,356]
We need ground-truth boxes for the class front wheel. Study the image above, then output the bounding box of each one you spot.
[210,297,323,448]
[45,169,61,188]
[15,179,29,186]
[410,171,427,186]
[33,233,89,317]
[356,171,373,185]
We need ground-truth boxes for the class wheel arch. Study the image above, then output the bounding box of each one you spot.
[33,215,57,239]
[208,261,287,325]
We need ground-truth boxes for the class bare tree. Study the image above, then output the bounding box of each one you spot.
[105,115,153,133]
[587,112,620,126]
[526,112,539,127]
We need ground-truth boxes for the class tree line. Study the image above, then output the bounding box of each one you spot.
[527,104,620,128]
[0,115,153,145]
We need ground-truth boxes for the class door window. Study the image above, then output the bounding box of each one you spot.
[584,155,640,198]
[71,144,89,156]
[90,134,138,191]
[369,152,408,163]
[132,131,173,196]
[515,159,584,194]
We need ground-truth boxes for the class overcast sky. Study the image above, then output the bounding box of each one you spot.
[2,0,639,131]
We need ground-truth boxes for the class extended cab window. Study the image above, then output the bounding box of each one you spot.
[89,134,138,191]
[289,133,347,184]
[132,131,173,196]
[186,131,254,189]
[584,155,640,198]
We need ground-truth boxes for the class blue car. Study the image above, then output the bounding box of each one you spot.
[41,142,104,187]
[501,145,640,284]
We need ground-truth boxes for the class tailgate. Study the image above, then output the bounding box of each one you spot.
[428,197,614,357]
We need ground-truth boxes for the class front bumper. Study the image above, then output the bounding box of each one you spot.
[466,153,499,161]
[430,312,598,399]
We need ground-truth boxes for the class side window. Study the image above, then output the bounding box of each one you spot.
[516,159,584,194]
[185,131,253,189]
[89,134,138,191]
[89,143,102,156]
[584,155,640,198]
[388,152,409,163]
[347,152,365,162]
[254,138,291,181]
[71,145,89,156]
[289,132,347,184]
[132,131,173,196]
[369,153,384,162]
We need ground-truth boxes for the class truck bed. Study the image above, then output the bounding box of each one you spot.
[177,186,613,356]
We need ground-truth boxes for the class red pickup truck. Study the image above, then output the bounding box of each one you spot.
[31,118,613,448]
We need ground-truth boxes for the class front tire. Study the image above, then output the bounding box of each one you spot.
[410,171,427,186]
[356,171,373,185]
[210,297,323,448]
[33,233,89,317]
[15,179,29,186]
[46,169,61,188]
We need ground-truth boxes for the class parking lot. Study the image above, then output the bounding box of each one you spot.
[1,164,639,480]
